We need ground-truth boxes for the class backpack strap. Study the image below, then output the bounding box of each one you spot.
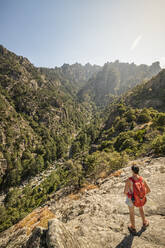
[129,177,135,183]
[129,176,140,194]
[128,177,134,193]
[139,176,143,182]
[130,176,143,183]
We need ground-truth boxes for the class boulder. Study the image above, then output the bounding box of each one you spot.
[24,227,47,248]
[46,219,81,248]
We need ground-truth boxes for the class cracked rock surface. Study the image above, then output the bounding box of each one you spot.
[47,157,165,248]
[0,157,165,248]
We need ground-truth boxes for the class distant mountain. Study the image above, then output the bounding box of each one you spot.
[71,68,165,160]
[39,63,101,96]
[104,68,165,127]
[55,62,101,84]
[124,69,165,112]
[91,69,165,160]
[78,60,161,106]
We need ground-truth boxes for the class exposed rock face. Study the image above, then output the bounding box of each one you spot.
[0,159,7,176]
[23,218,90,248]
[78,61,161,106]
[48,157,165,248]
[46,219,81,248]
[0,157,165,248]
[0,227,27,248]
[24,227,47,248]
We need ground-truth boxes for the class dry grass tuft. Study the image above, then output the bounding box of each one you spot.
[79,184,98,193]
[68,184,98,200]
[14,207,55,235]
[98,171,107,179]
[86,184,98,190]
[110,170,122,177]
[68,193,80,200]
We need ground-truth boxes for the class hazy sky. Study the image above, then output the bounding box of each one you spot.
[1,0,165,68]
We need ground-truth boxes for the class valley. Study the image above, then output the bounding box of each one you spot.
[0,45,165,247]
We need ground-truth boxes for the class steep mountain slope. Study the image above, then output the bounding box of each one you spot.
[0,157,165,248]
[103,68,165,133]
[0,92,44,186]
[102,68,165,146]
[78,61,161,106]
[125,69,165,112]
[71,69,165,172]
[0,45,90,189]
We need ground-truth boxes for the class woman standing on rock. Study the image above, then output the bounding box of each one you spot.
[124,164,151,234]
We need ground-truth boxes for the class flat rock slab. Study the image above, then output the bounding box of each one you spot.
[50,157,165,248]
[0,157,165,248]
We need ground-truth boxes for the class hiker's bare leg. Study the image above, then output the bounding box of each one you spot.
[129,206,135,229]
[139,206,147,224]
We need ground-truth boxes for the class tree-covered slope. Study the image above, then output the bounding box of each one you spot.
[70,69,165,178]
[124,69,165,112]
[93,69,165,160]
[0,45,90,189]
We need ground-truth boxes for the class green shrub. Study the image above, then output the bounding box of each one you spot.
[115,118,128,132]
[134,129,146,142]
[83,151,128,180]
[100,140,114,151]
[114,132,134,152]
[117,104,126,114]
[152,134,165,155]
[155,113,165,126]
[137,109,151,124]
[120,138,137,151]
[124,109,136,122]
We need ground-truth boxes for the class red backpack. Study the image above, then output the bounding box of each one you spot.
[129,176,147,207]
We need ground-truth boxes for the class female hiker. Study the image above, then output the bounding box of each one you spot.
[124,164,151,234]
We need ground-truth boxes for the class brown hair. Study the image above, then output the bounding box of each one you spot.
[131,164,139,174]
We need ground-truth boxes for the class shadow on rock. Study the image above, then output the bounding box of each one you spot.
[115,234,134,248]
[115,226,147,248]
[136,226,147,237]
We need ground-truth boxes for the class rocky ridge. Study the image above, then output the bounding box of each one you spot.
[0,157,165,248]
[78,61,161,106]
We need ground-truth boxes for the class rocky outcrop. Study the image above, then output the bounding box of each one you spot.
[23,218,93,248]
[24,227,47,248]
[46,219,81,248]
[0,157,165,248]
[78,61,161,106]
[48,157,165,248]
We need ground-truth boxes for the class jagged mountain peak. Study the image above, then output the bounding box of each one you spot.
[78,60,161,106]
